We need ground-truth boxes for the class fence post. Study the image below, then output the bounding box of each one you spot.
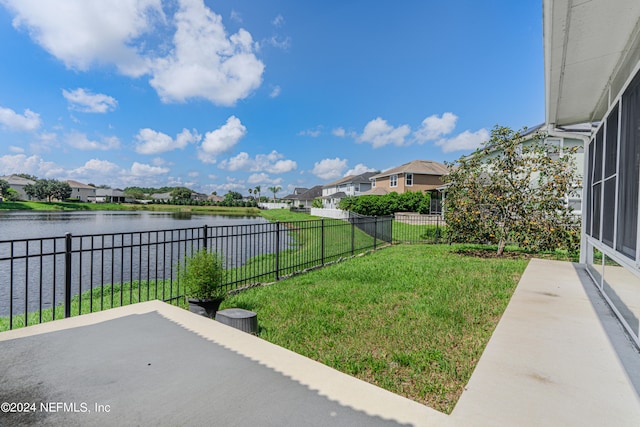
[202,224,208,250]
[374,216,377,249]
[275,222,280,280]
[351,219,355,255]
[321,218,325,265]
[64,233,72,319]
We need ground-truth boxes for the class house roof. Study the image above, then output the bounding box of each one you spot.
[65,180,95,189]
[322,172,377,188]
[0,175,35,186]
[361,187,389,196]
[151,192,172,199]
[370,160,448,180]
[321,191,347,200]
[323,175,354,188]
[544,0,640,126]
[286,185,323,201]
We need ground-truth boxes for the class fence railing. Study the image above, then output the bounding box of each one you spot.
[392,212,447,244]
[0,215,393,330]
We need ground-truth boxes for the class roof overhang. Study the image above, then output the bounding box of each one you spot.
[544,0,640,126]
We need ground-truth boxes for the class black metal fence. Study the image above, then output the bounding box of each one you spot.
[0,215,392,330]
[392,212,447,243]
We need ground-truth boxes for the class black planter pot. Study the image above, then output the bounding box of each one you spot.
[187,297,224,318]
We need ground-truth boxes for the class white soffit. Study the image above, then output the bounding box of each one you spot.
[544,0,640,126]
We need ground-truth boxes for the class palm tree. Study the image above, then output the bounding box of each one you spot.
[268,186,281,202]
[248,188,253,199]
[254,185,261,201]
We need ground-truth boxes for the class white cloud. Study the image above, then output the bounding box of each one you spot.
[62,88,118,113]
[66,131,120,150]
[0,153,62,177]
[312,158,348,181]
[272,14,284,27]
[298,128,322,137]
[135,128,199,154]
[218,150,297,174]
[357,117,410,148]
[266,35,291,50]
[8,146,24,153]
[130,161,170,176]
[149,1,264,105]
[269,85,281,98]
[205,176,246,194]
[69,158,121,177]
[3,0,160,76]
[247,173,281,185]
[230,10,242,24]
[413,112,457,143]
[332,127,346,137]
[4,0,264,106]
[198,116,246,163]
[0,106,42,131]
[435,129,490,153]
[345,163,377,176]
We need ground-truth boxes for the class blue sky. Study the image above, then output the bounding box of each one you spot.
[0,0,543,196]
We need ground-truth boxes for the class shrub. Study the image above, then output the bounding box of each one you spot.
[177,249,226,300]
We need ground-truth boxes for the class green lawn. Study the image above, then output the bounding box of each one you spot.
[0,280,185,331]
[392,220,448,243]
[220,244,529,413]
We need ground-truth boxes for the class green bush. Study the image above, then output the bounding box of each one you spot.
[339,191,431,216]
[177,249,226,300]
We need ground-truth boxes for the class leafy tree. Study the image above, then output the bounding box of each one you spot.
[443,125,581,255]
[268,186,281,201]
[24,179,71,201]
[170,187,192,201]
[0,179,9,196]
[24,180,49,201]
[225,191,243,200]
[15,173,38,181]
[4,188,20,201]
[51,181,72,201]
[312,198,323,208]
[125,188,145,200]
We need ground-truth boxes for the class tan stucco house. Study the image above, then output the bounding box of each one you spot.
[367,160,448,195]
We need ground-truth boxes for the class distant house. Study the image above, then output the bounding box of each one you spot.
[284,185,323,208]
[93,188,127,203]
[321,172,377,209]
[150,192,172,202]
[191,192,208,201]
[282,187,308,200]
[0,175,35,200]
[367,160,448,195]
[365,160,448,212]
[208,194,224,203]
[66,180,96,202]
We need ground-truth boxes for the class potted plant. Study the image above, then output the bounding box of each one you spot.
[178,248,226,318]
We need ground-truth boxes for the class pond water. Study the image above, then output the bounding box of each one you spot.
[0,210,266,241]
[0,211,283,317]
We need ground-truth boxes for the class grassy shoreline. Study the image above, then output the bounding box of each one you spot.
[0,200,261,215]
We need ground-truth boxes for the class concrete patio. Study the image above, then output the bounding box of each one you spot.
[0,259,639,426]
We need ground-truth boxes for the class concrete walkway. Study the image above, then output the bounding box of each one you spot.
[452,259,640,426]
[0,259,639,426]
